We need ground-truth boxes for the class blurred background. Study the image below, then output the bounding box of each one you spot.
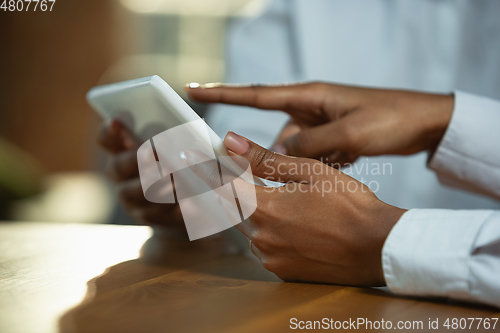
[0,0,267,224]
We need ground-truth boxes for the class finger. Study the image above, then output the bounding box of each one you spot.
[336,153,359,169]
[316,150,342,167]
[185,82,326,115]
[270,120,300,155]
[117,121,141,150]
[281,120,355,158]
[317,151,358,169]
[97,119,125,153]
[224,131,326,183]
[97,119,140,154]
[106,150,139,182]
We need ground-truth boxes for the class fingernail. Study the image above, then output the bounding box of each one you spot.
[224,132,249,155]
[185,82,222,91]
[200,82,221,88]
[271,144,287,155]
[185,82,200,90]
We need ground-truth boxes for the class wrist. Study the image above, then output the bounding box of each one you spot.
[422,94,454,152]
[362,199,407,286]
[373,204,408,286]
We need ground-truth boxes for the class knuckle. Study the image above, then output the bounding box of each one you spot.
[307,81,325,90]
[252,148,277,175]
[250,86,261,106]
[251,231,273,252]
[261,258,281,273]
[308,81,330,95]
[250,230,265,248]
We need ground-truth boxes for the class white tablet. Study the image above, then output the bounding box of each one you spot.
[88,75,216,142]
[87,75,265,186]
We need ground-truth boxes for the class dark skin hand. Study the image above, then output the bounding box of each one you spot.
[180,81,456,285]
[99,118,405,286]
[96,81,454,285]
[184,132,407,286]
[186,82,454,166]
[97,119,186,236]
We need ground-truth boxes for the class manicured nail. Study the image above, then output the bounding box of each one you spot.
[271,144,287,155]
[186,82,200,89]
[185,82,222,91]
[224,132,249,155]
[200,82,221,88]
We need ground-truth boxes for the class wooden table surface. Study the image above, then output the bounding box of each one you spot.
[0,222,498,333]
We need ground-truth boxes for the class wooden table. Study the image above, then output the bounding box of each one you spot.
[0,222,498,333]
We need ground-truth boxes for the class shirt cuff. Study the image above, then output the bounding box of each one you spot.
[382,209,493,302]
[428,91,500,199]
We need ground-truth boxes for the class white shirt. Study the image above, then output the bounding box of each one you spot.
[383,91,500,308]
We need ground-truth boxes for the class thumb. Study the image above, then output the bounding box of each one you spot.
[224,132,326,183]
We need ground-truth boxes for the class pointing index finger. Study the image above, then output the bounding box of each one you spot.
[185,82,323,113]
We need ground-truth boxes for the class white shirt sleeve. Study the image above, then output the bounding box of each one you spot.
[383,209,500,308]
[382,91,500,308]
[428,91,500,200]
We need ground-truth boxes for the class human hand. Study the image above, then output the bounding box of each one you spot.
[97,119,185,234]
[184,131,407,286]
[186,82,454,166]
